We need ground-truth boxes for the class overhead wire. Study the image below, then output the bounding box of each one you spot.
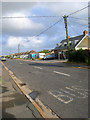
[67,5,90,17]
[1,5,90,19]
[1,4,89,39]
[4,5,89,53]
[33,5,90,37]
[68,18,88,28]
[35,18,63,37]
[68,17,88,21]
[1,16,61,19]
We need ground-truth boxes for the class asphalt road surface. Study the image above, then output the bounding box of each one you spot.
[3,59,88,118]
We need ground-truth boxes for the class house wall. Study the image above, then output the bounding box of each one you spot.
[75,36,90,50]
[23,54,28,58]
[20,55,25,58]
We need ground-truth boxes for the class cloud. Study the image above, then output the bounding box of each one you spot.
[2,2,88,37]
[2,0,90,2]
[1,2,89,55]
[36,2,88,17]
[2,12,45,36]
[2,2,36,15]
[7,36,44,49]
[6,35,60,53]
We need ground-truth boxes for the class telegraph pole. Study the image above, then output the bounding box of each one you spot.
[18,44,20,53]
[63,15,69,52]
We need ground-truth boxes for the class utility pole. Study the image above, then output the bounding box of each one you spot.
[63,15,69,52]
[18,44,20,53]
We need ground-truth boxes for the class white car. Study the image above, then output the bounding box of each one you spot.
[0,56,6,61]
[43,54,56,60]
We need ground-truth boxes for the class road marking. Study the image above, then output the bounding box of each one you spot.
[49,90,73,104]
[59,88,76,97]
[19,62,22,64]
[66,86,88,98]
[72,85,88,92]
[34,66,43,69]
[53,71,70,77]
[48,85,88,104]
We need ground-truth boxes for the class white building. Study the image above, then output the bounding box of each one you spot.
[37,53,46,59]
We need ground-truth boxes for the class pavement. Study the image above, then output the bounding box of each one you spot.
[1,59,89,119]
[0,62,42,119]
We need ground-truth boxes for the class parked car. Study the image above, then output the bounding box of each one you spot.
[43,54,56,60]
[0,56,6,61]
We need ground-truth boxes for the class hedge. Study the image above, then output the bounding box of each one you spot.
[68,49,90,65]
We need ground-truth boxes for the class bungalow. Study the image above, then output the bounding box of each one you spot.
[54,30,90,59]
[28,50,37,59]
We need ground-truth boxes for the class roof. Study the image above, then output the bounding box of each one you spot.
[55,34,85,50]
[30,50,37,54]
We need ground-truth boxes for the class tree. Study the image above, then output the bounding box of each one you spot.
[38,50,50,54]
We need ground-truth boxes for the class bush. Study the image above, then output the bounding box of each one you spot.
[68,49,86,63]
[85,58,90,65]
[38,50,50,54]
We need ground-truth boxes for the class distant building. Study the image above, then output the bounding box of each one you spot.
[37,53,46,59]
[28,50,37,59]
[54,30,90,59]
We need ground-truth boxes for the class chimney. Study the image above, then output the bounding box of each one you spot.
[83,30,87,36]
[68,36,70,39]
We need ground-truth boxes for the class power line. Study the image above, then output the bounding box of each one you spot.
[19,5,89,38]
[2,5,88,19]
[35,18,63,37]
[1,16,61,19]
[27,5,89,38]
[68,5,90,17]
[20,18,63,43]
[1,5,89,39]
[1,5,90,19]
[69,18,88,27]
[69,17,88,20]
[29,5,89,37]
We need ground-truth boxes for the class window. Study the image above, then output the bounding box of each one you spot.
[70,43,72,46]
[64,42,67,46]
[64,44,67,46]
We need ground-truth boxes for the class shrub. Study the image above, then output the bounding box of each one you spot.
[68,49,86,63]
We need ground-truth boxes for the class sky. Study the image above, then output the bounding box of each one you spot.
[0,1,89,55]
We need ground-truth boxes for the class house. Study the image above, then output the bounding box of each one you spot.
[54,30,90,59]
[23,51,30,59]
[28,50,37,59]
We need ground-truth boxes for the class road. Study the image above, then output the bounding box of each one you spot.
[3,59,88,118]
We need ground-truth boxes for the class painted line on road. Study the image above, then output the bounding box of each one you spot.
[48,85,88,104]
[49,90,73,104]
[53,71,70,77]
[66,87,88,98]
[34,66,43,69]
[1,61,60,119]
